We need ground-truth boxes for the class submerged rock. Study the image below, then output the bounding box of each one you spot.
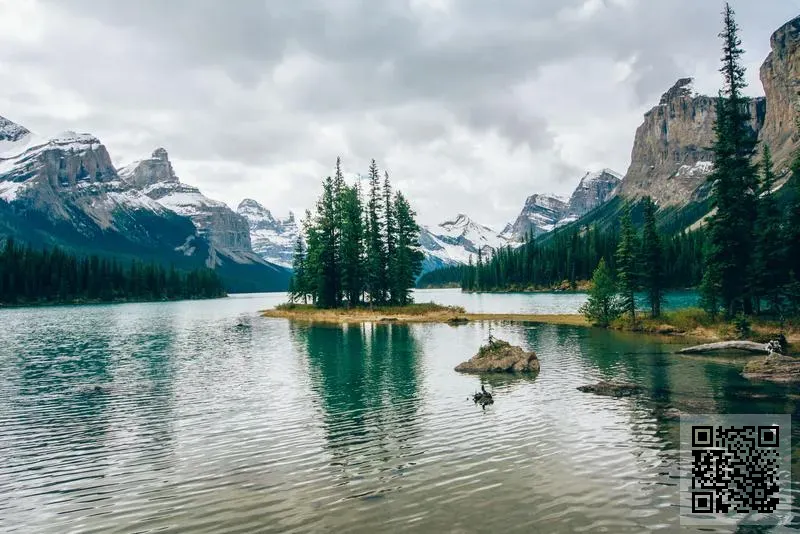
[742,355,800,383]
[455,338,540,374]
[577,380,643,397]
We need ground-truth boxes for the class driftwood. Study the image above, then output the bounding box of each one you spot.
[677,341,769,355]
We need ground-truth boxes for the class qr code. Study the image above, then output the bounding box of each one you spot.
[690,425,780,513]
[680,414,791,527]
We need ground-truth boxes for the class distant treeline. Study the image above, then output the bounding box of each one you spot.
[416,224,705,291]
[0,238,226,306]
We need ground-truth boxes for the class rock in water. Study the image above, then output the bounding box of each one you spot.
[577,380,642,397]
[742,355,800,383]
[455,338,540,373]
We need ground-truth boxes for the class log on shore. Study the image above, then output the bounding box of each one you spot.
[677,341,769,355]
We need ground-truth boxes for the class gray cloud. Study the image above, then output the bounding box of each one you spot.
[1,0,797,228]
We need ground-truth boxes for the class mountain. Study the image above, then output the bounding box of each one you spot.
[419,214,508,273]
[501,168,621,243]
[562,169,622,222]
[118,148,264,266]
[0,119,289,292]
[617,77,766,207]
[502,194,568,242]
[237,198,299,268]
[561,15,800,235]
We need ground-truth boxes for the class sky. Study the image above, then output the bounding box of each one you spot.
[0,0,797,230]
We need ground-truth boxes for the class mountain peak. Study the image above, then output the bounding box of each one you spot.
[152,147,169,161]
[0,115,31,142]
[659,77,695,105]
[118,147,179,188]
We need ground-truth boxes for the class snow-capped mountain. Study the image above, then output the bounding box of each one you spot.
[118,148,263,266]
[502,194,569,243]
[237,198,299,268]
[0,116,289,292]
[559,169,622,225]
[419,214,508,273]
[503,168,621,242]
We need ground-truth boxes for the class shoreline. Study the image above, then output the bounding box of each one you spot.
[261,306,589,326]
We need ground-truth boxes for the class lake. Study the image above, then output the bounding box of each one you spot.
[0,289,797,533]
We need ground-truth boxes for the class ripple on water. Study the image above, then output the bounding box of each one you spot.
[0,293,797,533]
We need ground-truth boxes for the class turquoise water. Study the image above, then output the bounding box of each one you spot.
[0,289,796,533]
[417,288,699,314]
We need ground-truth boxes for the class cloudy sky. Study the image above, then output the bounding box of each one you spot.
[0,0,797,229]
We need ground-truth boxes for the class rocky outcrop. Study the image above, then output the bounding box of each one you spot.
[120,148,260,266]
[237,198,299,268]
[0,116,289,292]
[577,380,643,397]
[503,194,568,242]
[618,16,800,208]
[563,169,621,222]
[0,130,175,234]
[0,115,33,156]
[742,355,800,383]
[618,78,765,207]
[759,15,800,175]
[117,147,177,188]
[455,338,540,373]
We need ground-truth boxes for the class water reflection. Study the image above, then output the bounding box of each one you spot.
[293,323,423,500]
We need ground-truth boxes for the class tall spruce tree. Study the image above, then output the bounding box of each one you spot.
[302,209,321,305]
[752,144,785,313]
[365,160,386,305]
[616,203,639,325]
[391,192,423,305]
[340,182,365,307]
[290,236,308,304]
[701,3,759,317]
[640,197,664,318]
[383,171,397,303]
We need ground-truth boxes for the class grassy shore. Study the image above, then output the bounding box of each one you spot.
[261,302,588,326]
[612,307,800,344]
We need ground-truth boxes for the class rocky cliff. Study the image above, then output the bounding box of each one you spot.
[760,15,800,174]
[119,148,260,266]
[502,167,622,242]
[503,194,568,242]
[618,78,766,206]
[563,169,621,223]
[237,198,299,268]
[0,118,289,291]
[619,15,800,207]
[0,130,184,245]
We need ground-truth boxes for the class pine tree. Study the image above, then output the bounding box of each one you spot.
[615,203,639,325]
[364,159,386,305]
[701,3,759,317]
[340,183,365,307]
[290,236,308,304]
[391,192,423,305]
[313,177,339,308]
[383,171,397,303]
[302,209,321,305]
[579,258,621,327]
[640,197,664,318]
[752,145,785,313]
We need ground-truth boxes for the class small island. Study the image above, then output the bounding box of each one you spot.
[455,337,540,373]
[262,302,588,326]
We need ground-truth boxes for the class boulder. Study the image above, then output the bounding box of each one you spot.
[577,380,643,397]
[455,338,539,373]
[742,355,800,383]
